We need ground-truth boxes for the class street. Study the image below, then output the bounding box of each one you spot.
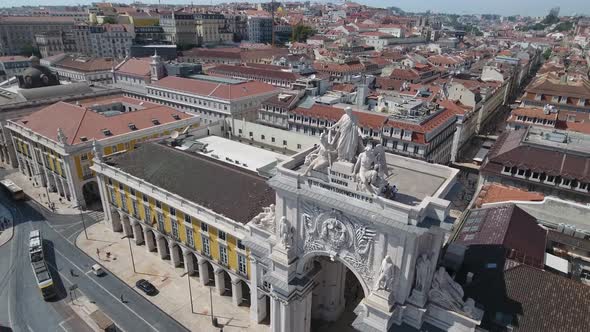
[0,189,188,332]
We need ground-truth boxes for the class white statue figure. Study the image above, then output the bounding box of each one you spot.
[328,107,364,163]
[57,127,68,145]
[354,145,377,194]
[428,267,466,313]
[415,254,432,292]
[304,132,335,176]
[374,255,395,292]
[253,204,275,230]
[279,217,292,248]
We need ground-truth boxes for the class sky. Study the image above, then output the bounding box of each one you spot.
[0,0,588,17]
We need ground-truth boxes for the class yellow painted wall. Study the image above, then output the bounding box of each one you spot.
[103,176,250,276]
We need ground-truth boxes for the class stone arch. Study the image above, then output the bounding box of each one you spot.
[110,207,122,232]
[82,180,100,208]
[296,250,371,298]
[144,227,157,252]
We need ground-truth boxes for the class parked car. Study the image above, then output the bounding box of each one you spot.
[91,264,106,276]
[135,279,157,296]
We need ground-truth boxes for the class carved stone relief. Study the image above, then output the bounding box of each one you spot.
[301,200,377,283]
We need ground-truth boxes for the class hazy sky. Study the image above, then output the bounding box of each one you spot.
[0,0,588,17]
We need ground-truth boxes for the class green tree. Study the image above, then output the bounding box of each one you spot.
[291,24,315,43]
[102,16,117,24]
[20,44,41,58]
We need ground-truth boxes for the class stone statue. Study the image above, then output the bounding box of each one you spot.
[92,140,102,160]
[57,128,68,145]
[354,145,377,194]
[374,255,395,292]
[278,217,292,248]
[252,204,276,231]
[428,267,466,313]
[328,107,364,163]
[304,132,335,176]
[415,254,432,292]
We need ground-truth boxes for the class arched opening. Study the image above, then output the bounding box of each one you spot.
[203,260,215,286]
[170,243,183,267]
[82,181,101,210]
[240,281,251,307]
[145,229,157,252]
[221,270,232,297]
[158,236,170,260]
[308,256,366,332]
[189,253,199,277]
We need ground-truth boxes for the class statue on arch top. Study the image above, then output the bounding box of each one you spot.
[328,107,364,163]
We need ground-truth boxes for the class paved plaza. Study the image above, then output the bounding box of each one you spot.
[77,221,269,332]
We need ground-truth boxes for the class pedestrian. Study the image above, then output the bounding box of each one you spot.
[70,269,74,277]
[120,294,124,302]
[96,248,100,257]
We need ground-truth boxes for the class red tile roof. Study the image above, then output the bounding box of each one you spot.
[150,76,277,100]
[475,183,545,208]
[15,98,193,145]
[55,56,114,72]
[115,58,151,77]
[291,104,387,130]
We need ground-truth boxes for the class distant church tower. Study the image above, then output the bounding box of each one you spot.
[150,51,165,81]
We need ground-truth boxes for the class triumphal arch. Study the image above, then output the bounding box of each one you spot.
[245,108,483,331]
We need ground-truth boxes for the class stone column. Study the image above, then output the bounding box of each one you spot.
[155,233,168,260]
[144,228,156,252]
[230,275,243,306]
[170,241,181,267]
[214,267,225,295]
[253,293,268,323]
[131,220,144,245]
[182,248,195,275]
[198,257,210,286]
[122,215,133,238]
[279,300,290,332]
[249,257,263,322]
[270,296,280,332]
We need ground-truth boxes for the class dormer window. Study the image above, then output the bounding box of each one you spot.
[128,123,137,130]
[80,136,88,142]
[102,129,112,136]
[151,118,160,125]
[172,114,181,120]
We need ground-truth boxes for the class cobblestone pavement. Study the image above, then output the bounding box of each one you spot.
[77,221,270,332]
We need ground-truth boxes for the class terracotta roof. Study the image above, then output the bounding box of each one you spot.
[291,104,387,130]
[331,83,356,93]
[526,75,590,99]
[15,97,193,145]
[115,58,151,77]
[475,183,545,208]
[483,130,590,182]
[465,264,590,332]
[208,64,300,82]
[510,107,558,121]
[0,55,29,62]
[150,76,277,100]
[456,205,546,266]
[437,99,472,115]
[55,56,114,72]
[0,16,75,23]
[313,61,365,73]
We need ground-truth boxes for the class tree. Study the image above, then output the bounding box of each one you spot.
[20,44,41,58]
[102,16,117,24]
[291,24,315,43]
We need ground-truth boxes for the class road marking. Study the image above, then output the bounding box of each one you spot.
[58,316,74,332]
[26,324,34,332]
[51,245,159,332]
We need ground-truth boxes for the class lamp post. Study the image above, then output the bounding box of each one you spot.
[210,287,218,327]
[121,235,137,273]
[75,201,88,240]
[187,272,194,314]
[34,171,52,206]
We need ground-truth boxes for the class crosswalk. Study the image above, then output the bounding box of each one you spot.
[84,210,105,223]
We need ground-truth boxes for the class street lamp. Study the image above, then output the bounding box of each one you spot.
[75,201,88,240]
[121,235,137,273]
[182,271,195,314]
[34,171,52,207]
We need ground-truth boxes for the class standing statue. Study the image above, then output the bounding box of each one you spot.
[373,144,389,178]
[328,107,364,163]
[428,267,466,313]
[374,255,395,292]
[415,254,432,292]
[278,217,292,248]
[304,132,335,175]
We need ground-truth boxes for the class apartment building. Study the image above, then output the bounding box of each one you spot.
[0,16,75,55]
[3,95,199,208]
[74,24,134,59]
[160,11,196,46]
[195,13,233,46]
[207,64,300,88]
[146,75,277,123]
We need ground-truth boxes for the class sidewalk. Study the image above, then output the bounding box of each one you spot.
[2,169,85,215]
[76,221,269,332]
